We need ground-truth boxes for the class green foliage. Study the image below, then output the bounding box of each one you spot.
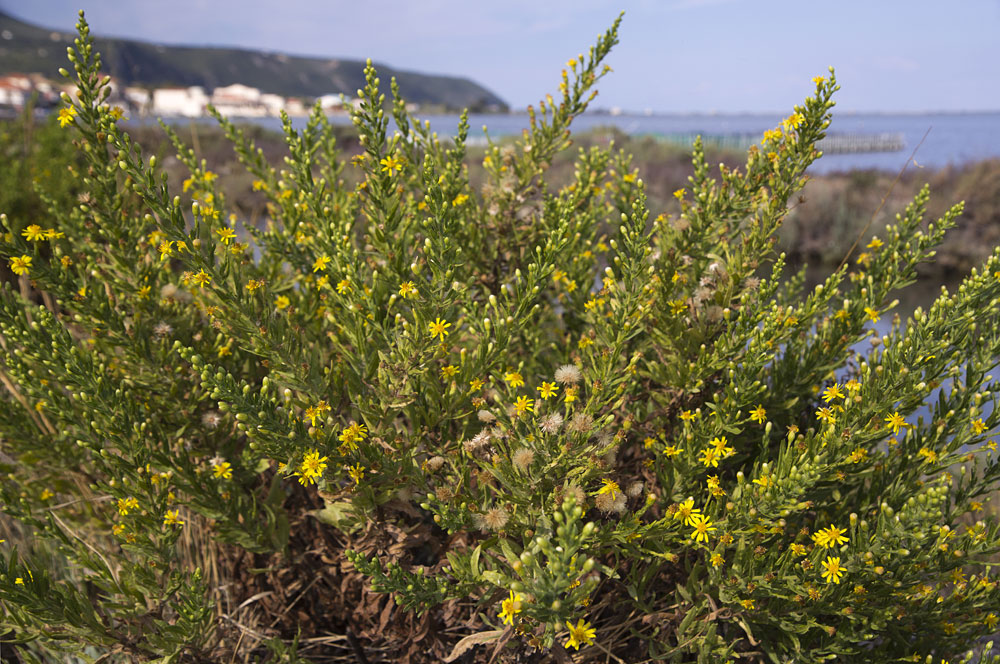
[2,9,1000,664]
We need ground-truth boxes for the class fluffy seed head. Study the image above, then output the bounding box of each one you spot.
[554,364,582,384]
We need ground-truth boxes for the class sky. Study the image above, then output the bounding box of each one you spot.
[2,0,999,113]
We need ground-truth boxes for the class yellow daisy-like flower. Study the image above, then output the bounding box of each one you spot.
[312,255,331,272]
[347,463,365,484]
[689,514,716,543]
[452,193,469,206]
[821,556,845,584]
[564,618,596,651]
[821,384,844,403]
[117,497,139,516]
[750,405,766,424]
[192,270,211,288]
[215,227,236,244]
[21,225,46,241]
[499,590,523,625]
[212,461,232,479]
[57,106,77,127]
[275,295,291,310]
[8,255,32,276]
[864,306,880,323]
[598,479,621,501]
[884,411,906,435]
[398,281,418,298]
[674,498,702,527]
[514,395,534,416]
[428,317,451,341]
[504,371,524,388]
[699,447,719,468]
[811,525,848,549]
[295,450,329,486]
[163,509,184,527]
[972,418,987,435]
[379,155,404,176]
[537,381,558,400]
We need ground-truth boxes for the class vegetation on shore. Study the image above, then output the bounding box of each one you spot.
[4,11,1000,663]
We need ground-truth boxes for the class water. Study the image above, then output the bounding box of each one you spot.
[189,110,1000,175]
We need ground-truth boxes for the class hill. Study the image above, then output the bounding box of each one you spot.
[0,10,508,112]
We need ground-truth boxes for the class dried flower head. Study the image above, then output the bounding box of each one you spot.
[512,448,535,471]
[478,409,497,423]
[201,411,222,429]
[554,364,583,384]
[482,506,510,531]
[540,412,564,434]
[568,412,594,434]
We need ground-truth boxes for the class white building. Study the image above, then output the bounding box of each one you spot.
[123,87,151,115]
[152,86,208,117]
[260,93,285,116]
[0,74,30,108]
[211,83,266,117]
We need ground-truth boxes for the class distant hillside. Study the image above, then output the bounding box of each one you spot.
[0,10,508,112]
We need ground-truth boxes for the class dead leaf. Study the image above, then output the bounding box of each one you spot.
[443,629,505,663]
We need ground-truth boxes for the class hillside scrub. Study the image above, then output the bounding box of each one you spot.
[4,11,1000,664]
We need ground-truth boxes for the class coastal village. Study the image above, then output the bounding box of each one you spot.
[0,71,380,118]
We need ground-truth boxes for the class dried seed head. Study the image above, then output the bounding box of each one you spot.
[540,412,564,434]
[512,448,535,471]
[554,364,583,384]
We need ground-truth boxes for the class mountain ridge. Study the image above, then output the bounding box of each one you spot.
[0,10,508,111]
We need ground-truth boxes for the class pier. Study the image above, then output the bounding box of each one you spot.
[646,131,905,154]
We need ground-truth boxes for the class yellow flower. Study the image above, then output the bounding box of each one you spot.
[514,395,534,416]
[452,193,469,206]
[57,106,77,127]
[21,225,46,241]
[336,278,352,294]
[598,479,621,501]
[972,418,987,435]
[295,450,329,486]
[504,371,524,388]
[215,227,236,244]
[564,386,578,404]
[689,514,716,543]
[537,381,558,400]
[469,378,484,392]
[663,444,682,458]
[398,281,418,298]
[884,411,906,435]
[699,447,719,468]
[680,409,697,421]
[867,237,884,250]
[674,498,702,527]
[790,543,807,556]
[275,295,291,310]
[163,509,184,527]
[750,405,766,424]
[986,613,998,629]
[379,155,404,176]
[499,590,523,625]
[212,461,232,479]
[740,598,755,610]
[192,270,211,288]
[816,407,836,425]
[158,240,174,260]
[821,384,844,403]
[440,365,458,380]
[564,618,596,651]
[812,75,825,85]
[117,497,139,516]
[347,463,365,484]
[428,317,451,341]
[8,255,32,276]
[710,553,724,568]
[864,306,880,323]
[312,255,332,272]
[673,188,686,200]
[245,279,264,292]
[811,525,848,549]
[821,556,845,584]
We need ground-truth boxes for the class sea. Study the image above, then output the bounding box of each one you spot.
[220,110,1000,175]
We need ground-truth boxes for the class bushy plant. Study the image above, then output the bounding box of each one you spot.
[3,10,1000,664]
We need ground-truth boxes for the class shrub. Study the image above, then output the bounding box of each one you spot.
[2,10,1000,664]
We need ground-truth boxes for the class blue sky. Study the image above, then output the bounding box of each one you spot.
[3,0,998,113]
